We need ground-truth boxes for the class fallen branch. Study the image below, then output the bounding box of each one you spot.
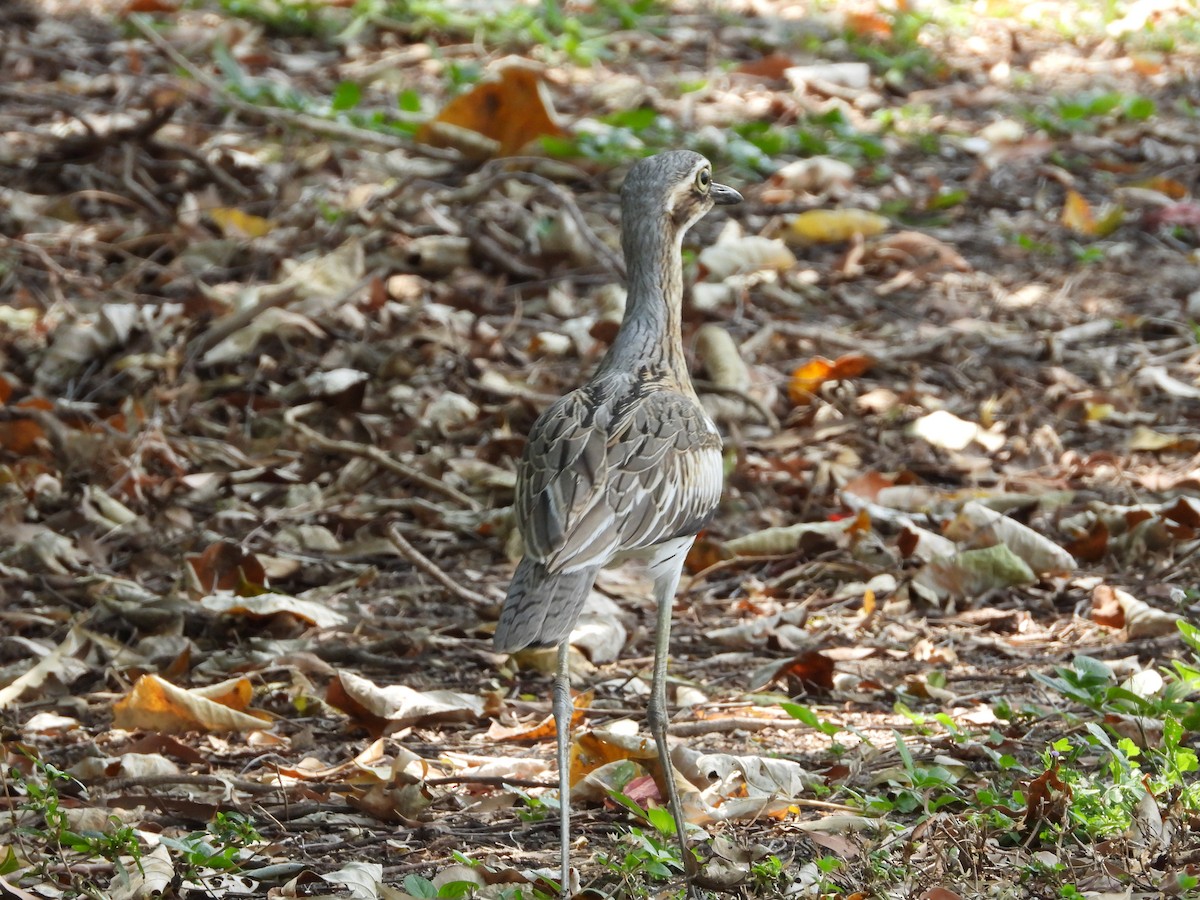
[386,523,493,606]
[284,409,481,512]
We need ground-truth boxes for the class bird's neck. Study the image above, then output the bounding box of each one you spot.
[597,227,691,387]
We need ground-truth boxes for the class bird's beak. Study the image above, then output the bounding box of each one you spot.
[709,182,743,206]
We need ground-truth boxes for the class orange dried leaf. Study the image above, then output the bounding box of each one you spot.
[788,352,873,403]
[113,674,269,733]
[417,68,567,158]
[845,10,893,38]
[1062,189,1096,235]
[570,729,650,786]
[1129,55,1164,77]
[1134,176,1188,200]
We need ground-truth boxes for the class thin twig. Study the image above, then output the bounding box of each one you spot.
[284,409,481,511]
[386,523,493,606]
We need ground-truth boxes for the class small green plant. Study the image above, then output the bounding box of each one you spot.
[780,701,842,737]
[216,0,335,36]
[1029,91,1159,134]
[159,811,263,881]
[508,787,555,823]
[8,755,142,893]
[597,791,693,893]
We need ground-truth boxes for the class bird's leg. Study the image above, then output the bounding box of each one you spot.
[645,538,698,895]
[553,639,573,898]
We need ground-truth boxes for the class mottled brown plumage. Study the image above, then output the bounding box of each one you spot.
[495,151,742,896]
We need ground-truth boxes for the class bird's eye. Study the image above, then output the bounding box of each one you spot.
[695,168,711,191]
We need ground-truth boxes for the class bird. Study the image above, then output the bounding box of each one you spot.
[494,150,742,896]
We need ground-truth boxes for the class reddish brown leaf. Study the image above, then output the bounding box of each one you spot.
[781,650,836,694]
[735,53,794,80]
[185,541,267,595]
[1091,584,1124,629]
[1065,518,1109,563]
[1024,765,1071,829]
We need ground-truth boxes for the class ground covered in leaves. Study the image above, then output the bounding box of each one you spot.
[2,1,1200,898]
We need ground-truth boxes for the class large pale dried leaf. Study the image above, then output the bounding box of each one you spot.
[571,591,628,664]
[691,752,811,798]
[70,752,180,780]
[1128,426,1199,452]
[785,62,871,91]
[0,627,88,709]
[909,410,1004,452]
[765,157,854,197]
[320,861,383,900]
[945,501,1075,575]
[200,592,347,628]
[35,303,141,388]
[1137,365,1200,400]
[698,234,795,281]
[200,307,326,366]
[333,671,484,728]
[1111,587,1182,638]
[724,520,850,557]
[108,844,174,900]
[416,67,567,158]
[898,522,958,561]
[695,324,750,390]
[112,674,270,732]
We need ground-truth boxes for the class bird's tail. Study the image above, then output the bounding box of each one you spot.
[494,557,599,652]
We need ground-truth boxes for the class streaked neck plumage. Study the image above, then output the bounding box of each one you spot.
[596,211,691,388]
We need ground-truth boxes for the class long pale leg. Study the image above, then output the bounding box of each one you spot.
[553,639,573,897]
[645,538,697,894]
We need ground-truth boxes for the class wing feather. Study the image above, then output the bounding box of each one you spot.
[515,378,723,574]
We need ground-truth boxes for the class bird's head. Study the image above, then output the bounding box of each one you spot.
[620,150,742,240]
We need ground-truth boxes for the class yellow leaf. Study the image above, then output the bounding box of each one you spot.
[788,208,889,244]
[1094,204,1125,237]
[209,207,273,239]
[1085,401,1114,421]
[1061,190,1096,235]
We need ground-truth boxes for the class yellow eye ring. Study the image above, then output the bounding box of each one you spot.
[695,168,711,191]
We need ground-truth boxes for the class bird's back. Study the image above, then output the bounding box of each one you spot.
[494,368,722,651]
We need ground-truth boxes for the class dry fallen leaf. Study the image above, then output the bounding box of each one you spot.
[416,66,567,158]
[788,353,873,403]
[787,208,888,244]
[112,674,271,732]
[330,671,485,729]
